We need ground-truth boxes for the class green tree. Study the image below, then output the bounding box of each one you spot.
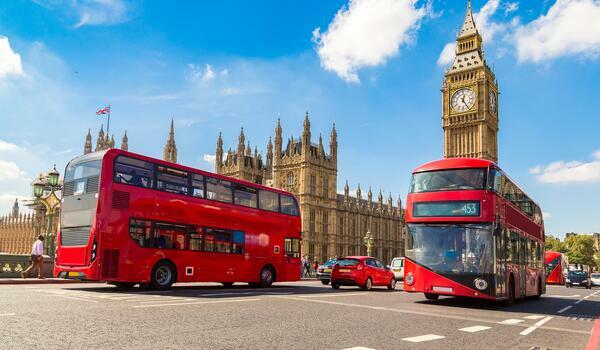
[563,235,597,269]
[545,235,563,252]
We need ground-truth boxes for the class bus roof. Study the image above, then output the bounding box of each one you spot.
[413,158,497,173]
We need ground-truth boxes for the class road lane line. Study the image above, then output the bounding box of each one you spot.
[499,319,524,325]
[520,316,553,336]
[139,298,196,304]
[459,325,491,333]
[548,295,580,298]
[558,305,573,314]
[298,293,366,298]
[584,296,590,299]
[0,313,16,316]
[342,347,376,350]
[524,315,545,320]
[269,295,590,335]
[44,294,99,303]
[133,298,260,308]
[402,334,445,343]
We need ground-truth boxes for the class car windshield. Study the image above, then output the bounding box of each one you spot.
[406,223,493,274]
[410,168,486,193]
[322,259,336,267]
[336,258,360,267]
[591,274,600,278]
[569,271,587,277]
[391,259,403,268]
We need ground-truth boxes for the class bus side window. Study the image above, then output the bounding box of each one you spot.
[188,227,203,251]
[284,238,301,258]
[206,177,233,203]
[129,218,152,247]
[232,231,245,254]
[191,174,205,198]
[281,195,300,216]
[114,156,154,188]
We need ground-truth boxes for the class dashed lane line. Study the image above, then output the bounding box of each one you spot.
[269,295,589,335]
[0,313,16,316]
[342,347,376,350]
[459,325,491,333]
[558,306,573,314]
[132,298,261,308]
[401,334,445,343]
[520,316,553,336]
[524,315,546,320]
[499,319,524,325]
[297,292,367,298]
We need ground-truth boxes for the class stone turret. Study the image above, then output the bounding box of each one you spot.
[84,129,93,154]
[95,125,106,151]
[216,132,224,173]
[121,131,128,151]
[163,118,177,163]
[11,199,19,218]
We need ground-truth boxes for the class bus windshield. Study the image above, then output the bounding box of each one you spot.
[410,169,486,193]
[406,223,493,274]
[65,160,102,182]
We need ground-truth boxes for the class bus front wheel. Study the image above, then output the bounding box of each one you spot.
[424,293,439,301]
[259,266,275,288]
[151,261,176,290]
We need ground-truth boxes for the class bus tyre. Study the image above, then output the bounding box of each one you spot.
[505,277,515,306]
[362,277,373,291]
[221,282,234,288]
[388,278,397,290]
[424,293,439,301]
[534,278,542,299]
[332,281,340,289]
[151,261,176,290]
[259,266,275,288]
[321,280,330,285]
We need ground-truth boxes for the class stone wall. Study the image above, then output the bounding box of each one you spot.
[0,254,54,278]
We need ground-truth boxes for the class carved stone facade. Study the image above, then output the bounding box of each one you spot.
[216,113,405,263]
[83,126,128,155]
[442,0,499,163]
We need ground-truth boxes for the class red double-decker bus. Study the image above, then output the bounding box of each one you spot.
[545,251,568,285]
[54,149,302,289]
[404,158,545,305]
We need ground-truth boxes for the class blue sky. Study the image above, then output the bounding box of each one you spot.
[0,0,599,239]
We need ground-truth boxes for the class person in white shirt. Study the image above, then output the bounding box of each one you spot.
[22,235,45,279]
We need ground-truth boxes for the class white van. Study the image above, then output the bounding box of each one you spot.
[390,257,404,281]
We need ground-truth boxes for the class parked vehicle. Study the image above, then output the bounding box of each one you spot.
[566,270,591,289]
[316,259,337,285]
[389,257,404,281]
[330,256,396,291]
[590,273,600,287]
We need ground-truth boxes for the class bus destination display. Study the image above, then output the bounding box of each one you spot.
[413,201,480,217]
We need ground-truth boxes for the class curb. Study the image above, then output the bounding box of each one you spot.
[0,278,92,285]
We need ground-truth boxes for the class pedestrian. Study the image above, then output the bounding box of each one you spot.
[312,259,319,277]
[304,257,311,278]
[301,256,306,277]
[22,235,45,279]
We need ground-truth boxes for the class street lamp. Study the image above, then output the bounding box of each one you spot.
[31,166,62,256]
[33,176,45,198]
[48,164,59,187]
[364,230,375,257]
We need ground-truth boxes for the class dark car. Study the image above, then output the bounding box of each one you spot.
[316,259,337,285]
[330,256,396,291]
[566,270,591,289]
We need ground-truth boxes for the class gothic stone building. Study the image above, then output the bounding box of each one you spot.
[442,0,499,163]
[216,114,405,263]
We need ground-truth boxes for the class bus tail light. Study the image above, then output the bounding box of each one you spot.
[90,240,98,263]
[405,272,415,286]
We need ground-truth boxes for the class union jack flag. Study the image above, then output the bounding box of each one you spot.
[96,106,110,115]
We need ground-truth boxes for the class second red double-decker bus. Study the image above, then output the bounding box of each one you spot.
[545,251,568,285]
[404,158,545,305]
[54,149,302,289]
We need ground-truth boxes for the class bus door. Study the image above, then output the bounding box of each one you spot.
[518,236,527,297]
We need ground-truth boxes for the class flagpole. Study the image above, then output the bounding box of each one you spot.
[106,104,111,137]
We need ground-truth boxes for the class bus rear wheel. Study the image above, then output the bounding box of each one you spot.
[151,261,176,290]
[424,293,439,301]
[504,277,515,306]
[259,266,275,288]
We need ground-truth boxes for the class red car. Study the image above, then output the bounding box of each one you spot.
[330,256,396,290]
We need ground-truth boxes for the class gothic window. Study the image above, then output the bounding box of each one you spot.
[322,175,329,198]
[338,216,344,236]
[322,211,329,236]
[309,209,316,234]
[310,174,316,195]
[286,172,295,191]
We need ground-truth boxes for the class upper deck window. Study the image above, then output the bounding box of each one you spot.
[259,190,279,212]
[410,168,486,193]
[157,166,188,195]
[206,177,233,203]
[114,156,154,188]
[233,184,258,208]
[281,194,300,216]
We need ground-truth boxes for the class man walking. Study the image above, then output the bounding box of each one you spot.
[22,235,45,279]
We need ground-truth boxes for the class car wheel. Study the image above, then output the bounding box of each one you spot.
[424,293,439,301]
[362,277,373,291]
[332,282,340,290]
[321,280,330,285]
[221,282,234,288]
[259,266,275,288]
[150,261,176,290]
[388,278,396,290]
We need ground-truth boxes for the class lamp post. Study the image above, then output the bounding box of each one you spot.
[363,230,375,257]
[32,165,62,257]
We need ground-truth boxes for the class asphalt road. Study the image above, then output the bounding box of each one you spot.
[1,281,598,350]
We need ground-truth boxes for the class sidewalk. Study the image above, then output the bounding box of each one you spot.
[0,278,90,285]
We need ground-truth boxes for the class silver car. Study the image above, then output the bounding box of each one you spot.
[591,273,600,287]
[390,257,404,281]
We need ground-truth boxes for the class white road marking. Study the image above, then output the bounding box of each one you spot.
[44,294,99,303]
[548,295,580,298]
[575,300,583,304]
[299,293,366,298]
[0,313,16,316]
[520,316,553,336]
[459,325,491,333]
[342,347,377,350]
[558,306,573,314]
[402,334,445,343]
[132,298,260,308]
[584,296,591,299]
[524,315,546,320]
[499,319,524,325]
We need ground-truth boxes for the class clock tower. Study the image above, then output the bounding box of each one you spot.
[442,0,499,163]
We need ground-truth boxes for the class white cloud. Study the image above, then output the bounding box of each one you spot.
[313,0,429,83]
[0,161,26,181]
[504,2,519,15]
[202,154,216,165]
[0,140,20,151]
[73,0,131,28]
[186,63,218,82]
[0,36,24,79]
[543,212,552,219]
[437,42,456,66]
[202,64,215,81]
[220,69,229,76]
[515,0,600,63]
[530,150,600,184]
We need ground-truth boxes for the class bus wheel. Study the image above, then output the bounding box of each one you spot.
[151,261,176,290]
[221,282,234,288]
[424,293,439,301]
[533,278,542,299]
[504,277,515,306]
[259,266,275,288]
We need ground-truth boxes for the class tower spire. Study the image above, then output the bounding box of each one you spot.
[84,128,93,154]
[121,131,128,151]
[163,118,177,163]
[458,0,478,39]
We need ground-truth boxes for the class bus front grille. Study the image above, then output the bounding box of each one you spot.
[60,226,92,246]
[102,249,120,279]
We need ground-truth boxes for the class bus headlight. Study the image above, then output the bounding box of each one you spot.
[405,272,415,286]
[474,278,488,291]
[90,240,97,263]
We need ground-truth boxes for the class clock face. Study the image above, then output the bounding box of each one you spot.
[451,88,475,112]
[489,91,497,114]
